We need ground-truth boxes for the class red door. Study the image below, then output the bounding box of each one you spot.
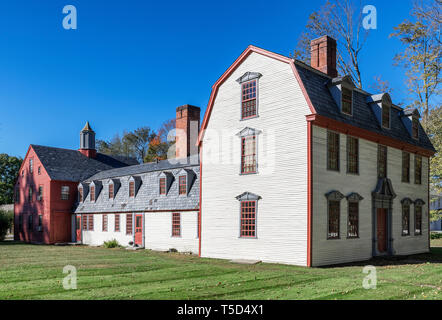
[377,209,387,253]
[76,216,81,242]
[134,214,143,246]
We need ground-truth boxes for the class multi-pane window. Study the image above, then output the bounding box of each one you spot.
[241,80,257,119]
[38,166,41,175]
[241,136,256,174]
[126,214,133,235]
[172,212,181,237]
[61,186,69,200]
[29,159,33,173]
[240,201,256,238]
[129,181,135,197]
[38,185,43,201]
[415,154,422,184]
[115,214,120,232]
[79,188,83,202]
[378,145,387,178]
[341,87,352,115]
[159,178,166,195]
[179,176,187,195]
[28,187,33,202]
[102,215,108,232]
[88,214,94,231]
[38,215,42,231]
[412,117,419,139]
[347,136,358,174]
[15,188,20,203]
[109,184,114,199]
[328,200,340,239]
[90,186,95,202]
[415,204,422,235]
[28,214,33,229]
[347,202,359,238]
[82,214,88,230]
[402,203,410,236]
[327,131,340,171]
[402,152,410,183]
[382,103,390,128]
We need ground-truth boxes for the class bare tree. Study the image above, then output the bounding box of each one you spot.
[292,0,369,88]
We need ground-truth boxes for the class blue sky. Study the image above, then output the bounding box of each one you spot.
[0,0,415,158]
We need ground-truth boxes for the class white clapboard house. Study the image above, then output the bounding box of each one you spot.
[197,35,436,266]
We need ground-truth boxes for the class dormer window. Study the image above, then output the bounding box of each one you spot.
[382,101,390,129]
[412,116,419,139]
[236,72,262,120]
[129,181,135,197]
[341,87,352,115]
[109,183,114,199]
[79,187,83,202]
[159,178,166,195]
[90,186,95,202]
[179,176,187,195]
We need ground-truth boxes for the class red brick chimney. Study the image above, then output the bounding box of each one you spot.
[310,35,338,78]
[175,105,200,159]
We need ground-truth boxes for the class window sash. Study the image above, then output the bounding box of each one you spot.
[341,87,352,114]
[347,202,359,238]
[79,188,83,202]
[402,152,410,182]
[90,186,95,202]
[61,186,69,200]
[402,204,410,236]
[115,214,120,232]
[241,136,256,174]
[415,155,422,184]
[415,205,422,235]
[129,181,135,197]
[240,201,256,237]
[327,131,340,171]
[328,200,340,239]
[241,80,257,119]
[88,214,94,231]
[109,184,114,199]
[172,213,181,237]
[179,176,187,195]
[378,145,387,178]
[102,214,108,232]
[159,178,166,195]
[126,214,133,235]
[347,136,358,174]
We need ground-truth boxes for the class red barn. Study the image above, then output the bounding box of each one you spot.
[14,123,137,244]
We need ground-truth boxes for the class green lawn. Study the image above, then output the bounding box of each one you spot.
[0,241,441,300]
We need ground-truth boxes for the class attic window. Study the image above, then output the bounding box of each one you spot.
[129,181,135,197]
[412,116,419,139]
[79,187,83,202]
[241,80,257,119]
[109,183,114,199]
[179,176,187,195]
[90,186,95,202]
[382,102,390,129]
[341,87,352,115]
[159,178,166,195]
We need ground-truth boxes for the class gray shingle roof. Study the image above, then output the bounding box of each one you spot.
[294,61,435,153]
[31,145,138,182]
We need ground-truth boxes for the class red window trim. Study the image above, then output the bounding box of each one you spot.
[115,214,120,232]
[179,176,187,195]
[109,184,114,199]
[172,212,181,237]
[90,186,95,202]
[159,178,166,195]
[240,200,256,238]
[129,181,135,197]
[102,214,108,232]
[241,80,257,119]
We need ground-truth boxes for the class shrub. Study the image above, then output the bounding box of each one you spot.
[103,239,121,248]
[0,210,13,241]
[430,232,442,240]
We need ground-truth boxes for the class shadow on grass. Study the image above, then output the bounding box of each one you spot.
[321,247,442,268]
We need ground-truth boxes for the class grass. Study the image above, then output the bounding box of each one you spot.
[0,241,441,300]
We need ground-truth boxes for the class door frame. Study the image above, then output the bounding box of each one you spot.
[75,215,82,243]
[134,213,144,247]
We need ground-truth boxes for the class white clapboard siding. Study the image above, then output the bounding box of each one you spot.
[145,211,199,253]
[201,52,310,266]
[312,126,429,266]
[81,213,133,246]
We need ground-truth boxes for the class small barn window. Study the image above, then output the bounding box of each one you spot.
[341,87,352,115]
[382,102,390,129]
[412,117,419,139]
[347,136,358,174]
[240,201,256,238]
[377,145,387,178]
[241,136,256,174]
[102,215,108,232]
[61,186,69,200]
[115,214,120,232]
[327,131,340,171]
[179,176,187,195]
[90,186,95,202]
[129,181,135,197]
[109,184,114,199]
[415,155,422,184]
[241,80,257,119]
[402,152,410,183]
[159,178,166,195]
[172,212,181,237]
[126,214,133,235]
[415,202,423,235]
